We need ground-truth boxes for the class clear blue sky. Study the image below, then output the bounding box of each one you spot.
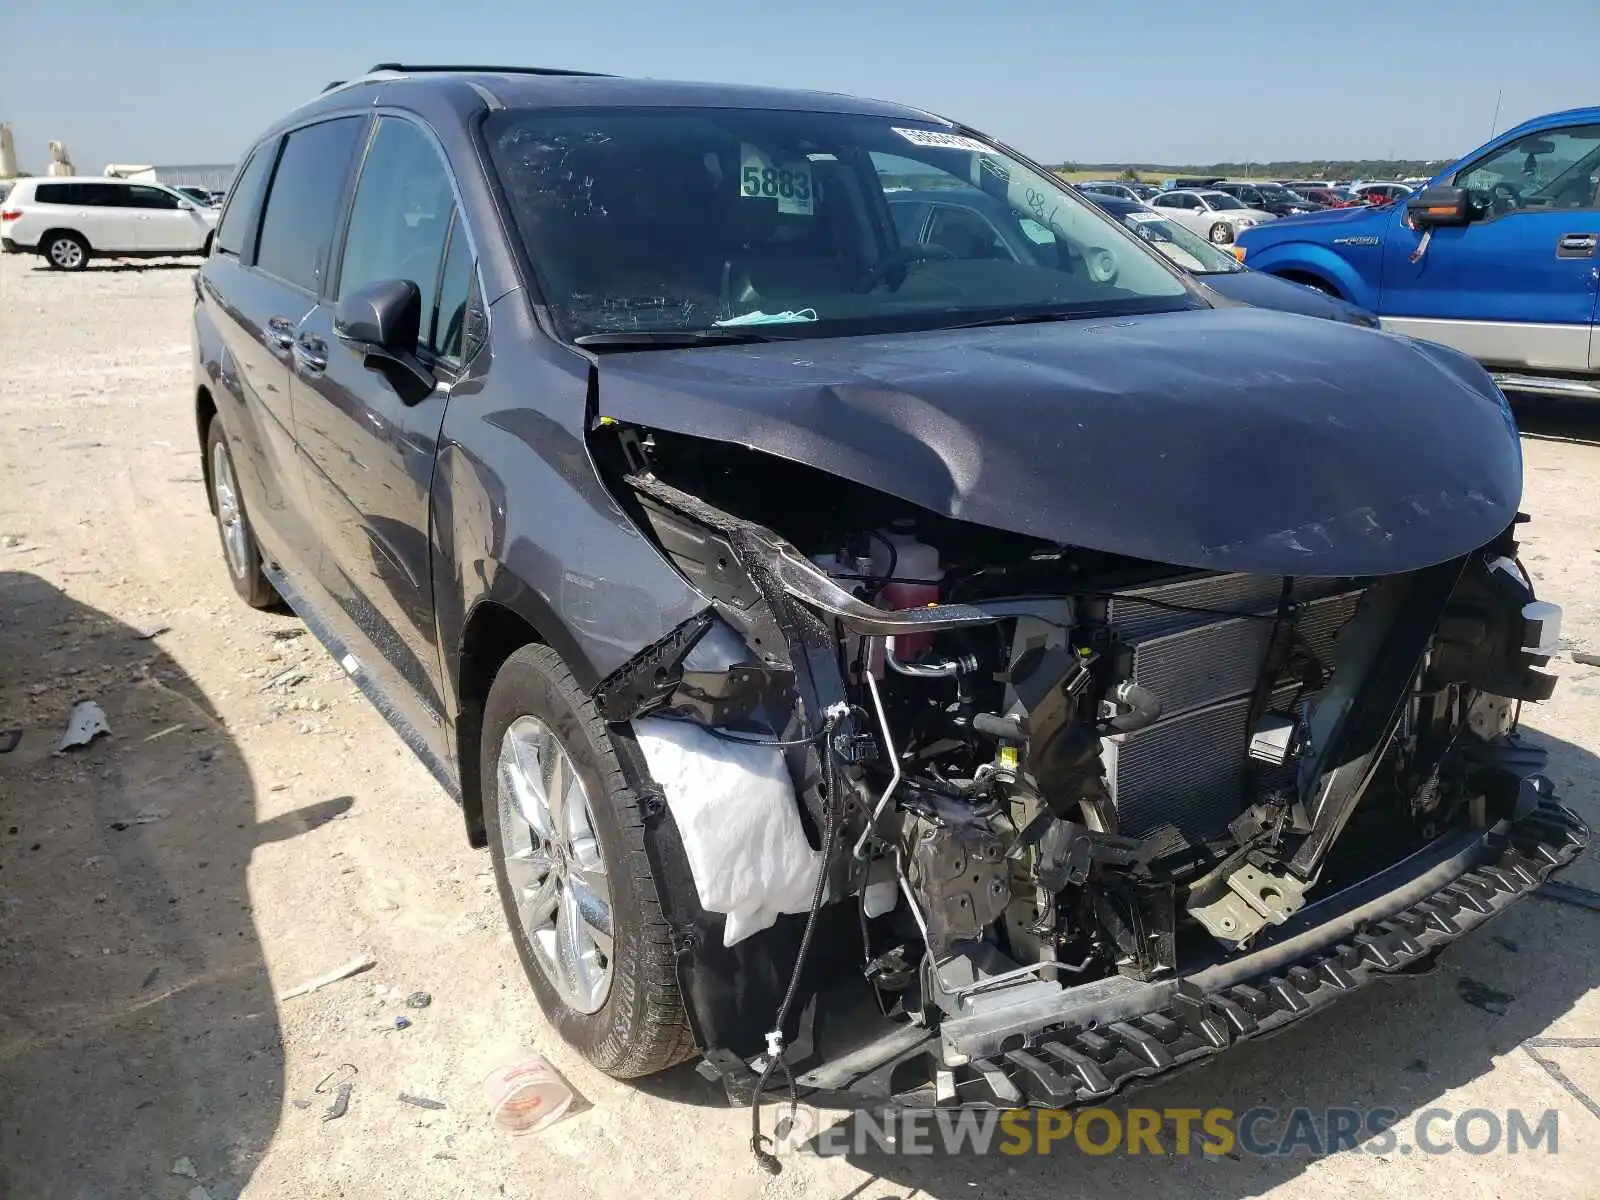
[2,0,1596,174]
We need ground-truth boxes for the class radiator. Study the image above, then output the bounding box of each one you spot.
[1101,573,1365,843]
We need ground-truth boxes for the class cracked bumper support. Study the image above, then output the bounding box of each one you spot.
[834,799,1588,1109]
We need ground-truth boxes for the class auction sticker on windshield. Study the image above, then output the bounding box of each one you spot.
[892,127,998,155]
[740,144,814,216]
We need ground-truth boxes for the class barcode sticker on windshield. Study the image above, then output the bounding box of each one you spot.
[892,127,998,155]
[740,144,814,216]
[1124,211,1164,223]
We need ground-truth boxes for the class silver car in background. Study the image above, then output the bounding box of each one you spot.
[1148,187,1276,243]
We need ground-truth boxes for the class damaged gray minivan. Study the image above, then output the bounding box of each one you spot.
[194,65,1588,1151]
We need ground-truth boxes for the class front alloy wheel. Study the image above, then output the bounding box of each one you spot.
[1209,221,1234,244]
[481,644,693,1078]
[495,715,614,1014]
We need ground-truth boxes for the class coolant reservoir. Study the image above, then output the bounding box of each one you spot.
[878,524,940,660]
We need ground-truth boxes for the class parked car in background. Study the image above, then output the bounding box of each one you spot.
[0,176,220,269]
[175,186,221,207]
[1075,180,1143,201]
[1212,181,1322,216]
[1298,187,1362,208]
[1083,193,1377,325]
[1237,105,1600,398]
[1349,182,1413,205]
[1148,188,1274,242]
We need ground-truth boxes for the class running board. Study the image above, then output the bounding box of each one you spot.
[261,561,462,803]
[1492,372,1600,400]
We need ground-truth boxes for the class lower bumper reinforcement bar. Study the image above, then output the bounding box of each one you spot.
[837,798,1588,1109]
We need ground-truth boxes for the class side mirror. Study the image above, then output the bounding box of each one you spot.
[1404,185,1473,229]
[335,278,421,356]
[334,278,434,400]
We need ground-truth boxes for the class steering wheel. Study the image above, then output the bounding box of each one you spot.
[1489,181,1523,215]
[856,243,955,293]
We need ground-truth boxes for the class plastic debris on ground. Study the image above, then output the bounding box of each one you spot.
[171,1156,197,1178]
[634,716,821,946]
[398,1092,447,1110]
[58,700,110,751]
[275,954,377,1001]
[109,805,170,831]
[483,1054,577,1135]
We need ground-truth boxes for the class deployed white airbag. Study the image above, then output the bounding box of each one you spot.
[633,717,822,947]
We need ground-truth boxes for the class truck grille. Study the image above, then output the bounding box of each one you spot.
[1102,573,1365,843]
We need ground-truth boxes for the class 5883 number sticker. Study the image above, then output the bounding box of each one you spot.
[740,145,814,215]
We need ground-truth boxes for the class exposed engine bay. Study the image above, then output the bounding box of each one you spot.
[588,422,1581,1104]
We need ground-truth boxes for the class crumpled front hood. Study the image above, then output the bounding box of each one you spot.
[597,306,1521,577]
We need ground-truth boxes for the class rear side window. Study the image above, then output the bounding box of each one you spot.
[256,117,365,292]
[216,146,275,256]
[123,185,180,210]
[336,116,456,329]
[34,183,71,204]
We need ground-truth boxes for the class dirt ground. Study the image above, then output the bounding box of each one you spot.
[1,253,1597,1200]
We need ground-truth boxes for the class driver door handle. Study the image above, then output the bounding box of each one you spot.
[294,333,328,373]
[1557,232,1596,259]
[265,316,296,352]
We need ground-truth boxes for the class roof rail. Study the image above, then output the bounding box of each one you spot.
[365,63,612,78]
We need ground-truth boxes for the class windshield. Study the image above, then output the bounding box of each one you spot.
[485,109,1194,341]
[1200,192,1245,210]
[1115,209,1243,274]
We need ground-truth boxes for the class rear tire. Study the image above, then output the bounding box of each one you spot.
[205,420,278,609]
[482,644,693,1078]
[43,232,89,271]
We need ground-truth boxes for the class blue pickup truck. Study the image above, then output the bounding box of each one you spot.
[1237,107,1600,399]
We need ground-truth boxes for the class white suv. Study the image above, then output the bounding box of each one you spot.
[0,177,221,270]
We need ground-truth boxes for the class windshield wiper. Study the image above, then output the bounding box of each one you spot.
[573,328,786,349]
[945,310,1092,330]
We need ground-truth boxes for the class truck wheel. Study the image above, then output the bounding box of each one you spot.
[1208,222,1233,244]
[482,644,694,1078]
[205,421,278,608]
[43,232,89,271]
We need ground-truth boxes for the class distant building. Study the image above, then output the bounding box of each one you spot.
[104,163,236,191]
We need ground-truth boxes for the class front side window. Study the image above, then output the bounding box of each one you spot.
[337,116,457,331]
[486,108,1192,341]
[255,117,365,292]
[1457,124,1600,214]
[216,146,275,256]
[432,213,475,364]
[925,204,1014,261]
[1199,192,1245,211]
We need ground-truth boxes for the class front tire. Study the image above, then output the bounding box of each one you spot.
[482,644,693,1078]
[205,421,278,608]
[1208,221,1234,244]
[43,232,89,271]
